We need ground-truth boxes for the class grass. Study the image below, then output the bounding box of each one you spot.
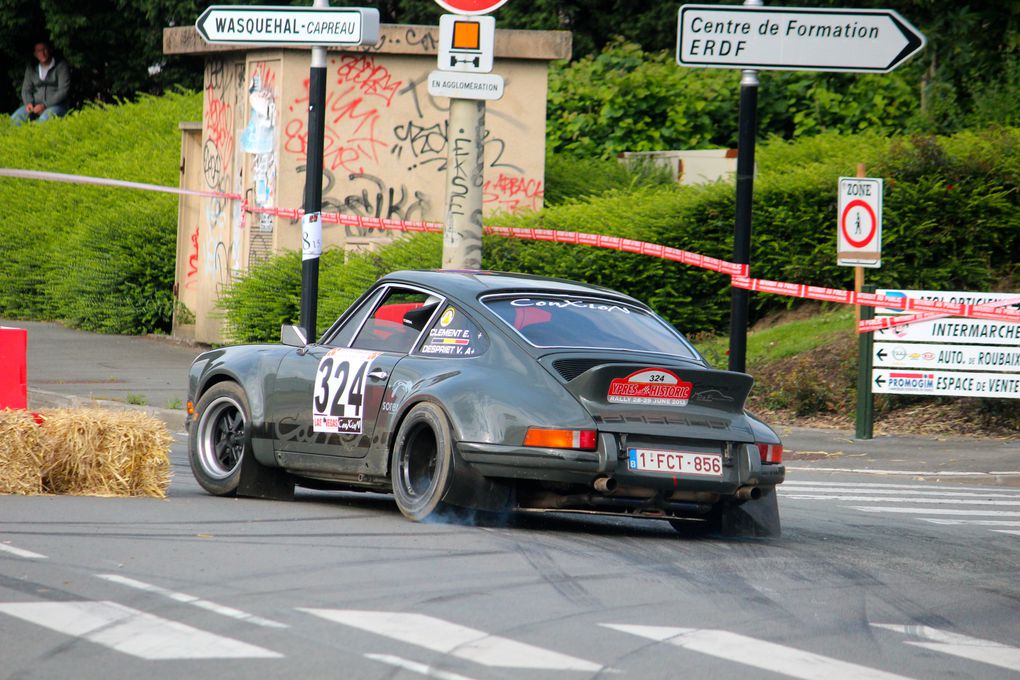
[692,306,855,370]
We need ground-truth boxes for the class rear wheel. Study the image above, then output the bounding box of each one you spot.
[391,402,455,521]
[189,382,250,496]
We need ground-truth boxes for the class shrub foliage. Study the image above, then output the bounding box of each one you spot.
[0,91,201,334]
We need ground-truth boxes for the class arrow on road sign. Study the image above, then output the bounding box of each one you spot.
[876,348,887,361]
[874,375,886,388]
[196,6,380,46]
[677,5,926,73]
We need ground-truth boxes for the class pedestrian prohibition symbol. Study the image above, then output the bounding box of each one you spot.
[837,176,882,268]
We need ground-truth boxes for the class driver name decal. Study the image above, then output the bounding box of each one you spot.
[608,369,692,406]
[313,349,381,434]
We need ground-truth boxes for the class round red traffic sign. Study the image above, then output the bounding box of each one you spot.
[433,0,509,15]
[840,199,877,248]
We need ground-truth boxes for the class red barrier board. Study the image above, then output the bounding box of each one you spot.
[0,327,27,410]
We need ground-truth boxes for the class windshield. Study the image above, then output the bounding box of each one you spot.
[483,295,699,358]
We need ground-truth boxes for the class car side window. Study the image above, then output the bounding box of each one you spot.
[415,305,489,358]
[351,288,441,354]
[323,289,383,348]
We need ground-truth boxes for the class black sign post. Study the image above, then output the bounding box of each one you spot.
[728,65,759,374]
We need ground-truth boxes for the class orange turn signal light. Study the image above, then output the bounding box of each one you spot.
[186,401,195,416]
[524,428,597,451]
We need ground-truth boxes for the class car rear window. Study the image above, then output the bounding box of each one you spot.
[482,295,698,358]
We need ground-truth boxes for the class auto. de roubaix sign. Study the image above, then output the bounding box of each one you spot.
[434,0,509,16]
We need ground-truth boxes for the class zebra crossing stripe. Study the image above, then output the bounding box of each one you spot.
[0,542,46,560]
[784,481,1020,492]
[922,526,1020,530]
[0,601,281,659]
[782,494,1020,506]
[96,574,288,629]
[366,654,481,680]
[782,486,1020,499]
[849,507,1020,517]
[602,624,913,680]
[872,624,1020,673]
[300,609,602,671]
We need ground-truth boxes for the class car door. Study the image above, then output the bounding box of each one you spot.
[270,285,442,463]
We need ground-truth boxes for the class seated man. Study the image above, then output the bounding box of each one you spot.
[11,41,70,125]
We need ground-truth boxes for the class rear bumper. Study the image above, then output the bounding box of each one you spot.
[457,439,785,492]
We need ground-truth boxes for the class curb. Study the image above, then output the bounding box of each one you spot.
[28,389,187,432]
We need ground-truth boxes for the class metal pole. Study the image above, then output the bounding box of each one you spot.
[856,284,876,439]
[727,0,763,374]
[299,0,329,341]
[727,67,759,373]
[442,98,485,270]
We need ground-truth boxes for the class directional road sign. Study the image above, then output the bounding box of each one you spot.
[873,369,1020,399]
[875,342,1020,373]
[434,0,509,16]
[196,6,380,46]
[677,5,926,73]
[837,176,882,267]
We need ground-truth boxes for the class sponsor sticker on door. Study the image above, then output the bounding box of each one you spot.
[607,369,692,406]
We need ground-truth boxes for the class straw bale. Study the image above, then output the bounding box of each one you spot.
[38,409,173,497]
[0,409,44,495]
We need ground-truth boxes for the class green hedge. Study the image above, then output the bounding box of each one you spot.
[221,126,1020,343]
[546,42,920,157]
[0,91,202,333]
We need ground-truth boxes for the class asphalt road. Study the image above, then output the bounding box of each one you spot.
[2,435,1020,680]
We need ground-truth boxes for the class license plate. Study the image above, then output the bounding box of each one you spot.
[627,448,723,477]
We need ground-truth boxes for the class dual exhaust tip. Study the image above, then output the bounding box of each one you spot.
[593,475,761,501]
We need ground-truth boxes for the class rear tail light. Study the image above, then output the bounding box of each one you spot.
[757,443,783,464]
[524,428,598,451]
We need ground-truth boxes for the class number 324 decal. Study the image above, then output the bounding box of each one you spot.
[313,349,380,434]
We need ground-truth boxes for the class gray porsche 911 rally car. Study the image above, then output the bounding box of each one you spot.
[186,270,784,535]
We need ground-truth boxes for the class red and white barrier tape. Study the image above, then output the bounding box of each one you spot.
[3,168,1017,329]
[856,295,1020,333]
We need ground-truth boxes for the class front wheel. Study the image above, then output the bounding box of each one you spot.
[189,382,251,496]
[391,402,456,521]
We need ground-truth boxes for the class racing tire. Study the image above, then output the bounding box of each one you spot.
[189,382,251,496]
[391,402,456,522]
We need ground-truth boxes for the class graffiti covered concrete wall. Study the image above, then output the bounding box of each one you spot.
[165,23,570,342]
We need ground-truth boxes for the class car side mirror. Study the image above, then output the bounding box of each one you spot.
[281,324,309,348]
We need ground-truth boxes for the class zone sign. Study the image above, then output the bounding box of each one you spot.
[837,176,882,268]
[433,0,509,16]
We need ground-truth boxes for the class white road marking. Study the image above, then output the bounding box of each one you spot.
[992,530,1020,536]
[0,601,281,659]
[872,624,1020,673]
[96,574,287,629]
[0,542,47,560]
[782,494,1020,506]
[787,467,1020,477]
[366,654,481,680]
[921,519,1020,527]
[603,624,913,680]
[783,486,1020,499]
[849,507,1020,517]
[301,609,602,671]
[784,481,1019,492]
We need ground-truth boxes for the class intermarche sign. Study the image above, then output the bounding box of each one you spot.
[196,6,380,46]
[872,290,1020,400]
[677,5,926,73]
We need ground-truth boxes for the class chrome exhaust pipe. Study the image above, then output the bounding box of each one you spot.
[593,476,617,493]
[735,485,762,501]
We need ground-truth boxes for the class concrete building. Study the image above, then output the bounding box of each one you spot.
[163,23,570,343]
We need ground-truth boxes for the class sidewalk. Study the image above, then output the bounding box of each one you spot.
[3,319,1018,480]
